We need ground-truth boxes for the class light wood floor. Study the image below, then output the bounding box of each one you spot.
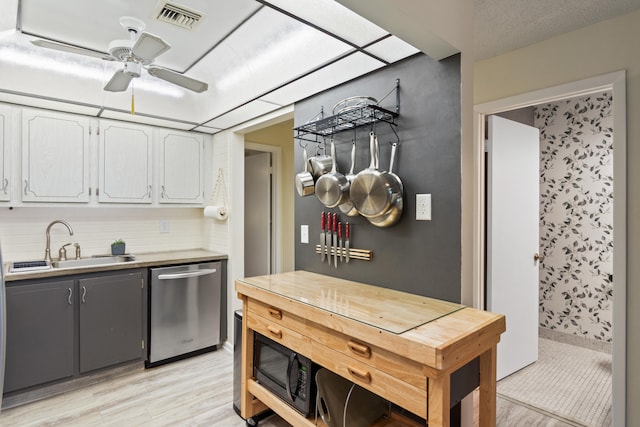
[0,348,573,426]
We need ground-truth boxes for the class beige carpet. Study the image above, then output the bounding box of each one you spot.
[497,338,611,426]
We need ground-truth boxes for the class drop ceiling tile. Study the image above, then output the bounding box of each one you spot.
[364,35,420,63]
[264,0,388,46]
[203,99,284,130]
[260,52,385,106]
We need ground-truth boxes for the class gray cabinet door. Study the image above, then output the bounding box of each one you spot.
[5,280,75,393]
[78,271,143,373]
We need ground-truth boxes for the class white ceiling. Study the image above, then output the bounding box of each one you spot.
[1,0,639,131]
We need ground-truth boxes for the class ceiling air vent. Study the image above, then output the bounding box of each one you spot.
[154,1,205,30]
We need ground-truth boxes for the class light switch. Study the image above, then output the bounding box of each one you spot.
[301,225,309,243]
[416,194,432,220]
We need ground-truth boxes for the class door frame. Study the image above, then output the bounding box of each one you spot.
[473,70,627,426]
[244,142,281,274]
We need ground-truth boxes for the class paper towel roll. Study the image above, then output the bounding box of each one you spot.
[204,205,228,220]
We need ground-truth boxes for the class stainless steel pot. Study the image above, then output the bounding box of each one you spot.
[308,144,332,180]
[315,139,349,208]
[350,132,401,218]
[338,140,359,216]
[294,146,314,197]
[369,142,403,227]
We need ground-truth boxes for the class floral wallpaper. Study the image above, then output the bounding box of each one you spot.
[535,92,613,343]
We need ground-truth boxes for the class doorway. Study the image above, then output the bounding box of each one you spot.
[474,71,626,425]
[244,149,273,277]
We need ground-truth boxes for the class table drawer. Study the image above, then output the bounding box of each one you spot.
[311,339,427,419]
[246,312,312,359]
[247,299,426,389]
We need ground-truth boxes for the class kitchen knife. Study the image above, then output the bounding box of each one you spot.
[333,214,338,268]
[345,222,350,263]
[320,212,326,261]
[337,222,343,263]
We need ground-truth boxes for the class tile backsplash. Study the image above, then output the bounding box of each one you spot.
[0,207,205,262]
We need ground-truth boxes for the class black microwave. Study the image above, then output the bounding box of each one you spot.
[253,332,318,417]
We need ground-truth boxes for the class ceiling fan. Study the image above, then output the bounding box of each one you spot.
[30,16,208,93]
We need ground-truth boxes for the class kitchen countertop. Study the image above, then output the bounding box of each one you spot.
[3,249,227,282]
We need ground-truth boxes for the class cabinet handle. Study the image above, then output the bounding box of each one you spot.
[267,307,282,320]
[347,340,371,358]
[267,325,282,339]
[147,185,152,198]
[24,179,28,195]
[67,287,73,305]
[81,286,87,303]
[347,366,371,383]
[161,185,166,198]
[1,177,7,194]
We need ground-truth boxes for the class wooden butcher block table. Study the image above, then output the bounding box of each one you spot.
[236,271,505,427]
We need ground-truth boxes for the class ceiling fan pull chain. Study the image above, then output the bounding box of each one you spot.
[131,81,135,115]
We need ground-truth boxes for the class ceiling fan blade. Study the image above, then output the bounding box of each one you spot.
[147,66,208,93]
[31,39,111,60]
[104,70,133,92]
[132,32,170,62]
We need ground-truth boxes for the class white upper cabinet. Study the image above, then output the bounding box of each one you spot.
[98,120,153,203]
[0,105,11,202]
[22,109,91,203]
[157,130,204,204]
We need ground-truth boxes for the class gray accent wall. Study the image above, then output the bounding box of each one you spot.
[294,53,461,303]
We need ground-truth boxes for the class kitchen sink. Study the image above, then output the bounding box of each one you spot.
[52,254,136,268]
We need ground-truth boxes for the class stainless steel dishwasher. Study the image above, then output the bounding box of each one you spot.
[148,262,221,366]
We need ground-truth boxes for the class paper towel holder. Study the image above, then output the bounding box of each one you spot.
[206,168,229,220]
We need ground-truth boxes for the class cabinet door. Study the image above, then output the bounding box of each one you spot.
[4,280,75,393]
[78,271,144,373]
[158,130,204,204]
[22,109,91,202]
[0,105,11,201]
[98,120,152,203]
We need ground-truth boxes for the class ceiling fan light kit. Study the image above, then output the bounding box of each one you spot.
[30,15,208,94]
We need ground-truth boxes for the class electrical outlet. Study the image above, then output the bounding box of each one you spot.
[301,225,309,243]
[416,194,432,220]
[160,220,170,233]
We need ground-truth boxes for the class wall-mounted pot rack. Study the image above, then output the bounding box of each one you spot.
[294,79,400,143]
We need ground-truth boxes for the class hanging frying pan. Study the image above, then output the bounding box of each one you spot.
[315,138,349,208]
[339,140,359,216]
[350,131,401,218]
[369,141,403,227]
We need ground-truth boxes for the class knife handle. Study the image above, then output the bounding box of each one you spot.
[321,212,325,231]
[338,222,342,239]
[346,222,350,239]
[332,213,337,232]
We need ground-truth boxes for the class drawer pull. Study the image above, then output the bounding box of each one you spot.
[267,307,283,320]
[267,325,282,339]
[347,366,371,383]
[347,340,371,358]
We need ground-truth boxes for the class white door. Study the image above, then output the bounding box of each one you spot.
[244,152,271,277]
[487,115,540,380]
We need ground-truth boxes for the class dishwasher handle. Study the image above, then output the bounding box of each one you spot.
[157,268,217,280]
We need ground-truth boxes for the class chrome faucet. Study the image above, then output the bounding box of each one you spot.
[45,220,74,262]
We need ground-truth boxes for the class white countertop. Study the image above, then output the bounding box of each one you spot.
[3,249,227,282]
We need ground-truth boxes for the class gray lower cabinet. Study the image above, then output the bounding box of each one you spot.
[5,280,75,393]
[79,273,143,373]
[4,269,146,394]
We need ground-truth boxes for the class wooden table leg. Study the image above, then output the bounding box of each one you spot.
[428,374,451,427]
[478,345,497,427]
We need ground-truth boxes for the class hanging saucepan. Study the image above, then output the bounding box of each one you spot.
[315,138,349,208]
[308,142,333,181]
[338,140,359,216]
[350,131,401,218]
[369,141,403,227]
[295,145,315,197]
